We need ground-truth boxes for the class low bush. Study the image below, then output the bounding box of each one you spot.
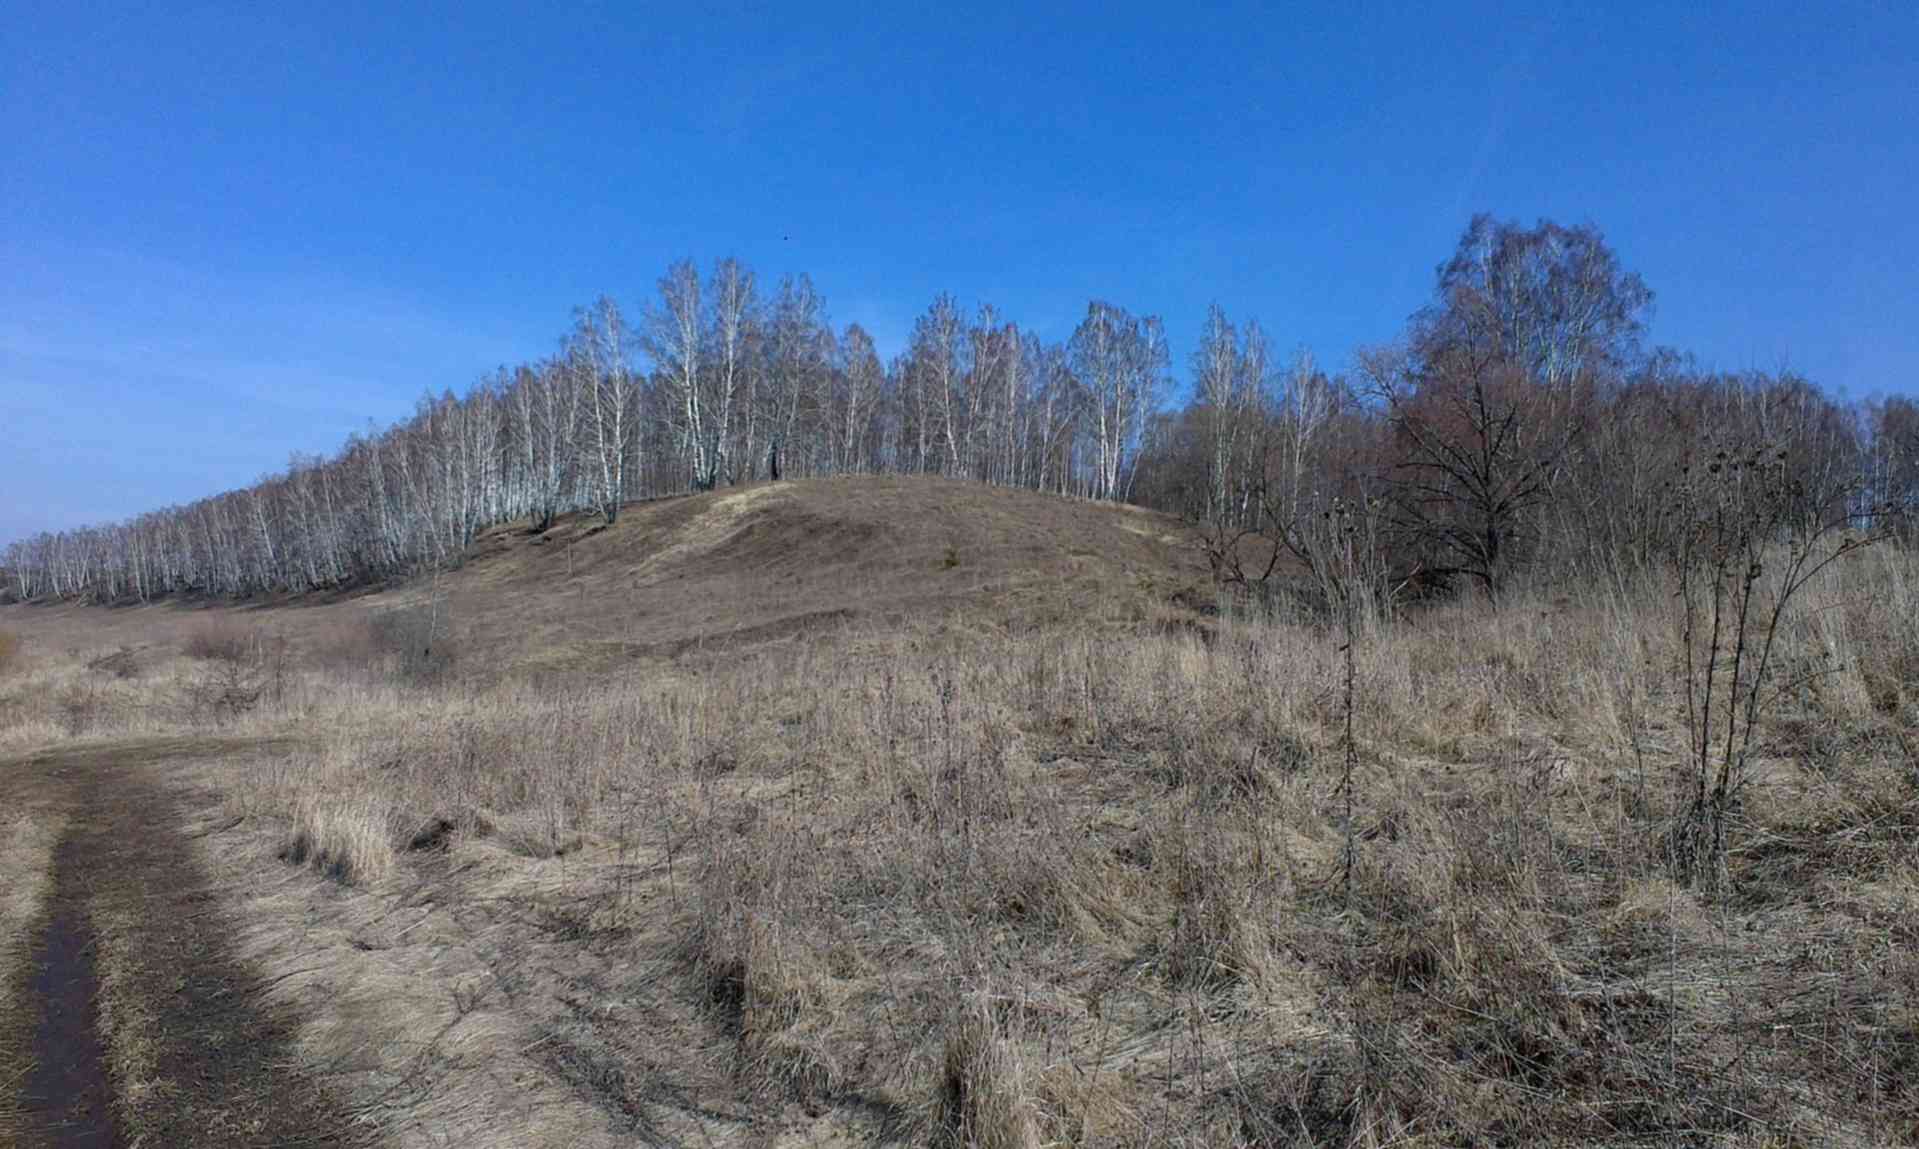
[183,618,255,663]
[180,630,288,724]
[86,645,143,680]
[57,680,104,736]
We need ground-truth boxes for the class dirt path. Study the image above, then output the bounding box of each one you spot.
[3,739,372,1148]
[21,834,115,1146]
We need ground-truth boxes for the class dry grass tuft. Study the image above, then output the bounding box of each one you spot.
[1159,803,1294,991]
[0,628,20,676]
[280,793,396,885]
[934,995,1041,1149]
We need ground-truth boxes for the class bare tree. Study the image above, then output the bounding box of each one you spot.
[902,294,965,475]
[836,324,884,473]
[1366,340,1576,601]
[573,297,639,523]
[646,261,714,489]
[1368,216,1651,597]
[708,258,757,486]
[1071,301,1167,500]
[764,275,830,480]
[1432,214,1653,393]
[523,359,582,531]
[11,223,1890,615]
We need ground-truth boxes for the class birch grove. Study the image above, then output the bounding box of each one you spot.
[7,219,1912,603]
[7,257,1170,601]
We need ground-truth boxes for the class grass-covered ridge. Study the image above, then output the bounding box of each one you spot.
[3,475,1917,1145]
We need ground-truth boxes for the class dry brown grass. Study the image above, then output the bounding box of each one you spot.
[0,622,294,748]
[6,478,1919,1145]
[181,572,1913,1142]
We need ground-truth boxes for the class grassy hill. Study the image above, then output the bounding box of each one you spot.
[5,476,1919,1146]
[4,475,1212,677]
[443,475,1211,670]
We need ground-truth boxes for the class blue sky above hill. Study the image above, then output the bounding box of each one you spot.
[5,2,1915,540]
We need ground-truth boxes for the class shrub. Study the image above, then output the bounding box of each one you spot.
[181,630,288,724]
[86,645,143,680]
[1663,437,1886,892]
[0,629,18,675]
[183,618,254,663]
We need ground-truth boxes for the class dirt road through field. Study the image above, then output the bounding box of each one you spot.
[2,739,369,1148]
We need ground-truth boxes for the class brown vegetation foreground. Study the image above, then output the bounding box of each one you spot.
[4,492,1919,1145]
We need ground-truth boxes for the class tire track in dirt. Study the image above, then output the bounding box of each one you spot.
[3,740,372,1147]
[21,833,115,1146]
[0,793,64,1145]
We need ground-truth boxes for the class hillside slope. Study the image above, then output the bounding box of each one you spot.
[5,476,1211,673]
[447,475,1207,669]
[8,480,1919,1146]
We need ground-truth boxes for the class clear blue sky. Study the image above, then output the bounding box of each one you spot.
[5,2,1915,543]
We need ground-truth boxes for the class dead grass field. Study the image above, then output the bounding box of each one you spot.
[5,476,1919,1146]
